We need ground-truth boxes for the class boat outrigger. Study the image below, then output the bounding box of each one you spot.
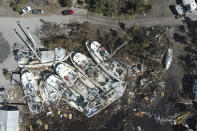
[70,52,113,91]
[44,74,87,112]
[21,69,42,115]
[165,49,173,70]
[54,62,99,101]
[86,41,127,81]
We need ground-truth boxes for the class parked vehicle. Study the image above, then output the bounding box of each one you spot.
[32,9,44,14]
[61,10,73,15]
[20,6,31,15]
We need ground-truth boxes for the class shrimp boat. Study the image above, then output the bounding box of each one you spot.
[54,62,100,101]
[44,74,88,112]
[21,69,42,115]
[165,49,173,70]
[84,81,127,117]
[86,41,127,81]
[70,52,113,91]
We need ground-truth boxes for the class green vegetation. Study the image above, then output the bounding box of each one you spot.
[40,22,169,70]
[10,0,26,13]
[77,0,85,5]
[59,0,72,7]
[85,0,152,17]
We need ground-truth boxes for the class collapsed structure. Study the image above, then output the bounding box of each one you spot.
[15,23,127,117]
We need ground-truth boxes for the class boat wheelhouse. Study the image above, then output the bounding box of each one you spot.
[54,62,99,101]
[86,41,127,81]
[70,52,113,91]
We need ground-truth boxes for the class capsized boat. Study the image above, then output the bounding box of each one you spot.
[70,52,113,91]
[84,81,127,117]
[54,62,99,101]
[21,69,42,115]
[165,49,173,70]
[86,41,127,81]
[45,74,88,112]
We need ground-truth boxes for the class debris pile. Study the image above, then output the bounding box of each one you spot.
[13,23,127,118]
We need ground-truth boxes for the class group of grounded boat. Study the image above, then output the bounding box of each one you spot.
[20,41,127,117]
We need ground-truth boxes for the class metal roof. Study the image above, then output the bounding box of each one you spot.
[0,110,19,131]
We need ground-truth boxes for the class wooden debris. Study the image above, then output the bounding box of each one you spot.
[135,112,146,117]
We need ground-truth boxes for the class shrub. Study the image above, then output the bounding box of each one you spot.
[59,0,72,7]
[85,0,152,17]
[18,0,26,5]
[77,0,84,5]
[11,3,21,12]
[47,41,57,49]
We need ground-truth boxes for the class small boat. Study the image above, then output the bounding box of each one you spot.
[40,48,69,63]
[70,52,113,91]
[86,41,127,81]
[44,74,87,112]
[21,69,42,115]
[84,81,127,117]
[54,62,99,101]
[165,49,173,70]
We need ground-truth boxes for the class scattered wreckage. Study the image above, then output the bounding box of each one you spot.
[14,23,127,117]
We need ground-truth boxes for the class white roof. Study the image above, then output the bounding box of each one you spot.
[0,110,19,131]
[182,0,197,11]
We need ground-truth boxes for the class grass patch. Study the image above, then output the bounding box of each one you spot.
[85,0,152,18]
[10,0,26,13]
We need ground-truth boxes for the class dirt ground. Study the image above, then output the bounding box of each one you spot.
[0,32,10,63]
[146,0,176,17]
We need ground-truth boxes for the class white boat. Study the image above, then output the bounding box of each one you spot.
[86,41,127,81]
[44,74,87,112]
[70,52,113,91]
[21,69,42,115]
[54,62,99,101]
[84,81,127,117]
[40,48,69,64]
[165,49,173,70]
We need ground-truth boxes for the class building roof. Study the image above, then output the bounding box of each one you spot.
[0,110,19,131]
